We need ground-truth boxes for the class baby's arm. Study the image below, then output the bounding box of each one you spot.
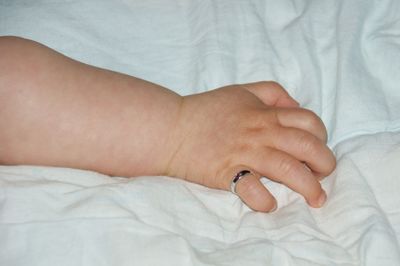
[0,36,183,178]
[0,36,336,212]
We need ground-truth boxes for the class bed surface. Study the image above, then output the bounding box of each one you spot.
[1,0,400,265]
[1,133,400,265]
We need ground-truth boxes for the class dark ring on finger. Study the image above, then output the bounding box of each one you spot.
[230,170,252,195]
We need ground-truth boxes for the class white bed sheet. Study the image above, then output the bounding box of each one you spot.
[1,0,400,265]
[0,132,399,265]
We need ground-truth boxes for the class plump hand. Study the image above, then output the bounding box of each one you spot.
[0,38,334,211]
[166,82,336,212]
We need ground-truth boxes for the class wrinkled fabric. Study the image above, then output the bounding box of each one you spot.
[0,0,399,265]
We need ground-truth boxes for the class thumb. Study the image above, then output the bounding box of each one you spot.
[241,81,300,108]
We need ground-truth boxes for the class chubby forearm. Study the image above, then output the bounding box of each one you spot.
[0,36,182,176]
[0,37,336,212]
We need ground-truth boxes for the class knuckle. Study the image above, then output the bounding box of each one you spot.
[301,109,327,141]
[256,81,287,96]
[266,81,285,91]
[297,132,319,155]
[267,109,280,126]
[234,142,252,154]
[276,156,298,177]
[248,113,278,136]
[302,109,322,127]
[246,111,267,129]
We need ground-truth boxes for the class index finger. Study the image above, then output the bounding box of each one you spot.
[271,127,336,177]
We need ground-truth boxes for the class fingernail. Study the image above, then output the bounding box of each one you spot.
[269,201,278,212]
[316,191,327,208]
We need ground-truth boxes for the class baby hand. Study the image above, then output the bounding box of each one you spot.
[166,82,336,212]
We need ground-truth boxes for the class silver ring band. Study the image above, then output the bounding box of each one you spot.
[230,170,252,194]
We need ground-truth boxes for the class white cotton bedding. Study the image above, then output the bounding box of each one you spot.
[0,0,400,265]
